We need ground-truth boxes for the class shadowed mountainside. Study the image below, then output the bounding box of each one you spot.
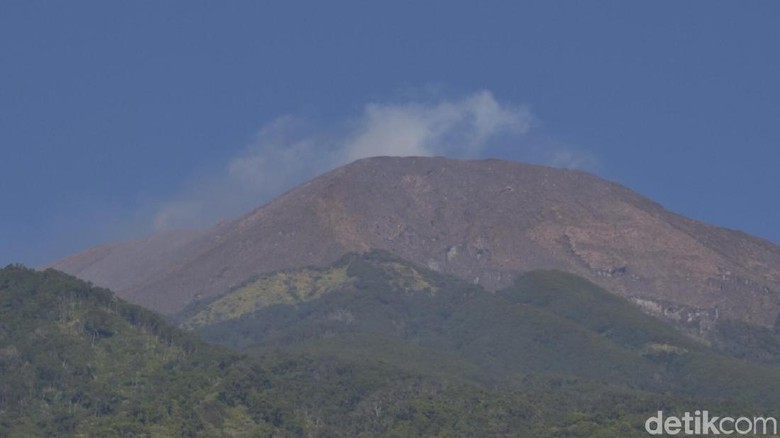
[47,157,780,339]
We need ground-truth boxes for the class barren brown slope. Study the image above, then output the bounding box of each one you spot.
[47,157,780,335]
[46,229,205,292]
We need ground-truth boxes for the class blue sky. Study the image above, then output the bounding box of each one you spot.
[1,1,779,266]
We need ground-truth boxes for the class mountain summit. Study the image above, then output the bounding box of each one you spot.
[48,157,780,337]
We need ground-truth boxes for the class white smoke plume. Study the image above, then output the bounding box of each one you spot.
[152,90,594,230]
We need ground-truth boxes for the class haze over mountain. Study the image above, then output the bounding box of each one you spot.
[48,157,780,340]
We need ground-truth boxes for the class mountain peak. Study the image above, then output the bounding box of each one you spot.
[47,157,780,340]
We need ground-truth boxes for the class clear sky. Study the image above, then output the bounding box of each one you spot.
[1,1,779,267]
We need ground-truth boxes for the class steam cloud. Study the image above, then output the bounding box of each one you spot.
[152,90,594,230]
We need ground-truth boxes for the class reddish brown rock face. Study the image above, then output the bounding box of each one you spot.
[46,157,780,336]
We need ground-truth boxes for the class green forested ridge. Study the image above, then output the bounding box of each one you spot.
[185,252,780,405]
[0,265,689,437]
[0,265,300,436]
[183,252,780,422]
[4,256,780,437]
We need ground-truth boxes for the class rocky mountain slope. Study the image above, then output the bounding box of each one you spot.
[47,157,780,338]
